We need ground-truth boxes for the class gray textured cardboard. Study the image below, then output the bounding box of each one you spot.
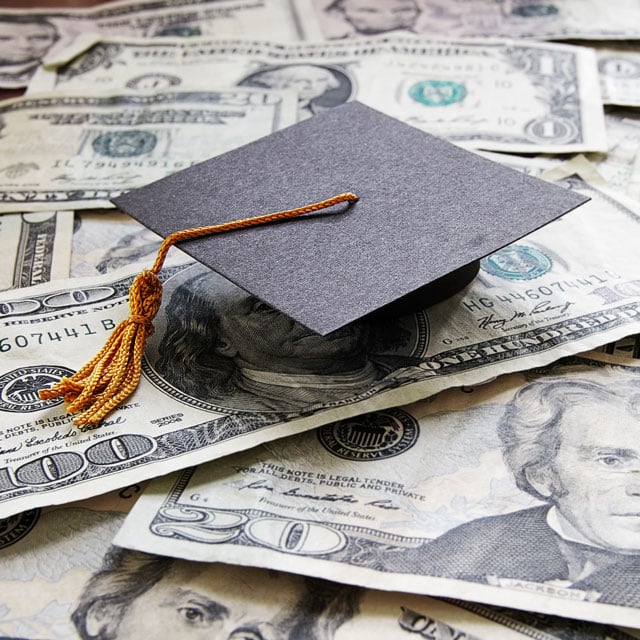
[113,102,588,335]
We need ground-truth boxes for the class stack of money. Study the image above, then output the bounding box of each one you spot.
[0,0,640,637]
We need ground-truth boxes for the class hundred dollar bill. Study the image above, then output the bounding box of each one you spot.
[3,498,631,640]
[115,352,640,628]
[31,35,607,154]
[1,170,640,517]
[295,0,640,41]
[0,88,297,213]
[0,210,73,290]
[597,46,640,107]
[0,0,316,88]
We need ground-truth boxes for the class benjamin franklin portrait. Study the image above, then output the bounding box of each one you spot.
[145,264,419,414]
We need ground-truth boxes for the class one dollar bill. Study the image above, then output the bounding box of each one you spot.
[31,34,607,154]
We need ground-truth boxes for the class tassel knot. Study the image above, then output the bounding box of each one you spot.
[39,269,165,427]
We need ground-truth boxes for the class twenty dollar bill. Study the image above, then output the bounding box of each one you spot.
[116,352,640,628]
[0,88,297,212]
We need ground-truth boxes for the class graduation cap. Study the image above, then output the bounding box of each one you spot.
[40,102,588,425]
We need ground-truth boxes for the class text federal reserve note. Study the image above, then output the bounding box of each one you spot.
[116,353,640,628]
[0,173,639,518]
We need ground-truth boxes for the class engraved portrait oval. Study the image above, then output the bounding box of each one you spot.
[143,263,430,415]
[238,64,353,119]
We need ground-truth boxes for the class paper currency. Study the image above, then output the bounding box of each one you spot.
[0,486,142,638]
[593,115,640,199]
[0,485,137,640]
[0,88,297,213]
[597,46,640,107]
[0,211,73,290]
[2,494,632,639]
[70,209,191,278]
[0,0,315,88]
[589,110,640,201]
[0,170,639,518]
[497,113,640,203]
[115,351,640,628]
[295,0,640,41]
[473,155,639,364]
[598,333,640,359]
[31,35,607,154]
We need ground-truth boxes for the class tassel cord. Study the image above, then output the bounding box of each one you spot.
[39,193,358,426]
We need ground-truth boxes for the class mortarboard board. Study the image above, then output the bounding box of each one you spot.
[40,102,590,427]
[113,102,588,336]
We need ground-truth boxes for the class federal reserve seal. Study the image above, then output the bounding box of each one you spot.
[481,245,552,280]
[409,80,466,107]
[92,130,157,157]
[0,508,40,549]
[0,365,75,412]
[317,409,419,461]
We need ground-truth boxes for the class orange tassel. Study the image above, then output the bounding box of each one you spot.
[39,192,358,426]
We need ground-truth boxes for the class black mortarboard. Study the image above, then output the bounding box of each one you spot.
[113,102,588,336]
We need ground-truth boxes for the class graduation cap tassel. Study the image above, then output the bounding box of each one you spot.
[38,192,359,426]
